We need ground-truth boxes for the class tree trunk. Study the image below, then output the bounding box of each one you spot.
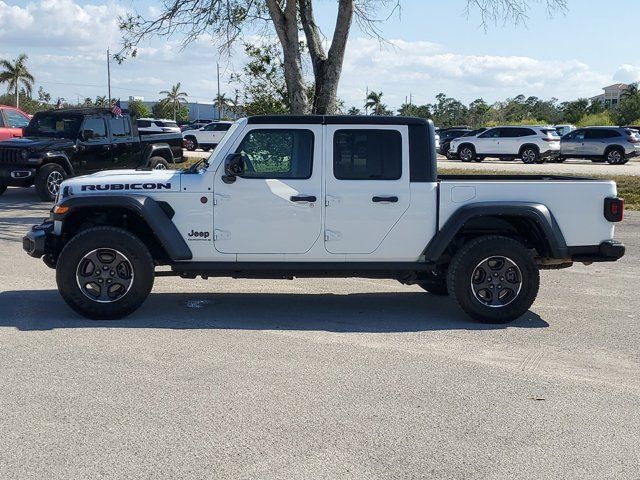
[15,80,19,109]
[300,0,354,115]
[266,0,309,114]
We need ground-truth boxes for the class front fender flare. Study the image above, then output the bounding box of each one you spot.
[53,195,192,261]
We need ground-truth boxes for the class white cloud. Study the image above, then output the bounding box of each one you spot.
[0,2,620,110]
[613,64,640,84]
[340,38,610,108]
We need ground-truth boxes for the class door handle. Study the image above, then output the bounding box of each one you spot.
[290,195,316,203]
[372,196,398,203]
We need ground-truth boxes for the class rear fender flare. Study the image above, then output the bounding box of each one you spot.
[142,143,175,166]
[424,202,569,261]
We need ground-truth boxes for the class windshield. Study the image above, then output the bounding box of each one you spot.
[24,113,82,138]
[184,120,241,172]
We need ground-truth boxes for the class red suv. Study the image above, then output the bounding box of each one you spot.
[0,105,31,141]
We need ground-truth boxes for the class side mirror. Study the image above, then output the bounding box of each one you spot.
[80,129,94,141]
[224,153,245,176]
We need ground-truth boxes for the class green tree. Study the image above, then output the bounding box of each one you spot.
[467,98,490,126]
[128,99,151,118]
[430,93,468,127]
[365,91,388,115]
[397,103,431,118]
[94,96,109,107]
[118,0,566,115]
[159,83,188,120]
[560,99,589,124]
[614,92,640,125]
[0,53,34,109]
[347,107,361,115]
[152,101,189,122]
[37,86,51,105]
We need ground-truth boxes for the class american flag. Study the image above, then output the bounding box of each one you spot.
[111,99,122,117]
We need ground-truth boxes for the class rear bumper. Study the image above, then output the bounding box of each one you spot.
[568,240,625,262]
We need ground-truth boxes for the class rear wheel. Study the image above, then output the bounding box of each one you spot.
[459,145,475,162]
[35,163,66,201]
[56,227,155,320]
[521,147,540,164]
[184,136,198,151]
[606,148,624,165]
[447,236,540,324]
[149,156,169,170]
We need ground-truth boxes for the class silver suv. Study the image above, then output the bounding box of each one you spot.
[559,127,640,165]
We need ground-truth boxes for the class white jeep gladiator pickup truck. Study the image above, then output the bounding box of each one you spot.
[23,115,625,323]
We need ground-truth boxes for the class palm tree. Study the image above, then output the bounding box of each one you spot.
[0,53,35,109]
[347,107,361,115]
[622,82,639,99]
[159,83,188,120]
[365,91,387,116]
[94,95,108,107]
[215,93,235,119]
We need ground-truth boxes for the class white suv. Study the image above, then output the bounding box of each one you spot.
[136,118,181,135]
[183,121,233,151]
[449,126,561,164]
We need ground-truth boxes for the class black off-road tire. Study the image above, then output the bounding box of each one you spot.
[56,227,155,320]
[149,156,169,170]
[0,182,6,196]
[35,163,67,201]
[447,235,540,324]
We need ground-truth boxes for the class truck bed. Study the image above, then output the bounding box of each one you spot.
[438,175,618,247]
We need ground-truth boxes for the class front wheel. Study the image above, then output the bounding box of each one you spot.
[56,227,155,320]
[606,148,624,165]
[447,236,540,324]
[35,163,67,201]
[459,146,475,162]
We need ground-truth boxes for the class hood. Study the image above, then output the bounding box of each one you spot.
[0,137,74,151]
[60,169,183,196]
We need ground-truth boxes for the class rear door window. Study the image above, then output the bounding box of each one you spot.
[83,117,107,140]
[333,129,402,180]
[109,117,132,138]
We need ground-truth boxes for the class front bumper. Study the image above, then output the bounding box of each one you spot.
[23,221,54,259]
[568,240,625,263]
[0,166,37,186]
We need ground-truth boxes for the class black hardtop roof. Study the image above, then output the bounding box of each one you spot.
[247,115,429,126]
[34,108,130,116]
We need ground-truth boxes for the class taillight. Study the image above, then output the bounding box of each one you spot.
[629,137,640,144]
[604,197,624,222]
[543,137,558,142]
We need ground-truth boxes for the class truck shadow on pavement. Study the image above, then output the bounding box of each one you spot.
[0,290,549,332]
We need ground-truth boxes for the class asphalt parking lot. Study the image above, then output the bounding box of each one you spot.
[1,187,639,479]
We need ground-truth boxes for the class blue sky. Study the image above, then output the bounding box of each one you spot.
[1,0,638,110]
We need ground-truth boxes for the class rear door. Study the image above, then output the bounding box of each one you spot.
[324,126,410,254]
[213,125,322,254]
[108,116,140,168]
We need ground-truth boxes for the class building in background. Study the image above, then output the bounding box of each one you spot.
[590,83,630,108]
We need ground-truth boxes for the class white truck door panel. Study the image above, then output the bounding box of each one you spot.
[324,125,410,254]
[213,125,323,254]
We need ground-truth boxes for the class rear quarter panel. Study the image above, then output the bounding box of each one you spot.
[439,179,618,246]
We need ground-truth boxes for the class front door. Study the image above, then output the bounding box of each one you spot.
[475,128,501,155]
[324,126,410,254]
[213,126,322,254]
[77,116,111,172]
[561,129,585,156]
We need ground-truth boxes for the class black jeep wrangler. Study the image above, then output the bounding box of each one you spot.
[0,108,184,201]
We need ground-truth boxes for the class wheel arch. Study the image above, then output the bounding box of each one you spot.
[518,143,540,155]
[424,202,569,263]
[142,144,175,166]
[42,153,74,175]
[53,195,192,263]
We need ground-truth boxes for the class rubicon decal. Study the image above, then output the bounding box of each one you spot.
[81,183,172,191]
